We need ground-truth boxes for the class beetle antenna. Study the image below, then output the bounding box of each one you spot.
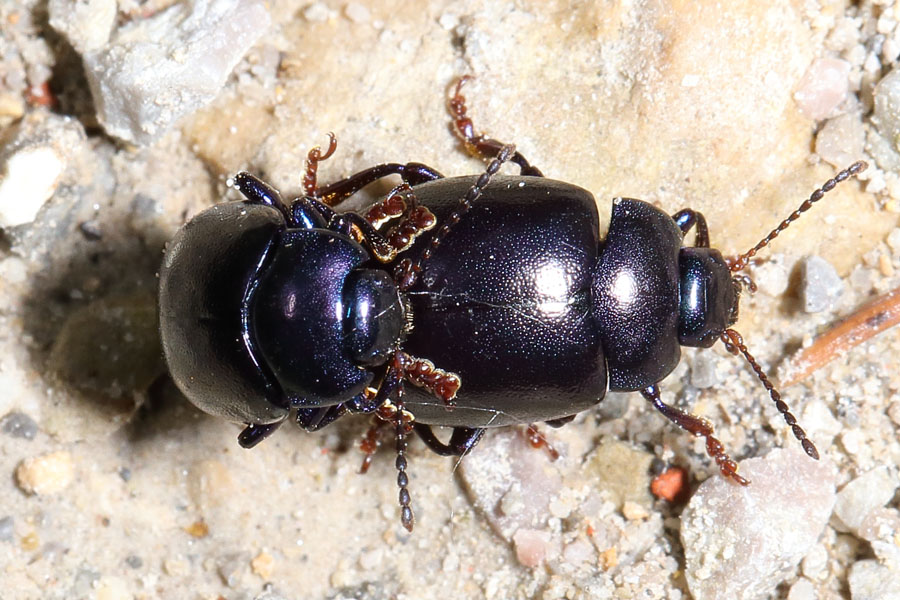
[720,328,819,460]
[394,144,516,289]
[729,161,867,272]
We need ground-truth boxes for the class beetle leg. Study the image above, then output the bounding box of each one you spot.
[358,416,390,474]
[544,414,576,428]
[302,132,338,197]
[232,172,292,222]
[397,351,461,409]
[315,162,444,207]
[524,424,560,461]
[237,420,285,449]
[641,384,750,486]
[672,209,710,248]
[448,76,544,177]
[413,424,485,456]
[294,404,349,432]
[359,183,438,259]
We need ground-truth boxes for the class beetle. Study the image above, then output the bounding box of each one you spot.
[158,78,865,531]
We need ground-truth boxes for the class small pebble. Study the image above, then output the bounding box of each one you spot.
[0,411,38,440]
[800,255,845,313]
[622,500,650,521]
[0,146,66,228]
[681,449,836,600]
[184,520,209,538]
[251,551,275,580]
[0,516,14,542]
[459,429,562,540]
[833,466,898,534]
[690,352,719,388]
[124,554,142,569]
[217,552,249,588]
[801,544,828,581]
[48,0,116,54]
[512,528,551,567]
[816,112,865,168]
[651,467,690,503]
[343,2,371,24]
[787,578,817,600]
[15,450,75,495]
[599,547,618,570]
[753,258,789,297]
[875,67,900,152]
[848,560,900,599]
[794,58,851,120]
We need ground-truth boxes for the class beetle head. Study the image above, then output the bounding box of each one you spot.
[677,247,738,348]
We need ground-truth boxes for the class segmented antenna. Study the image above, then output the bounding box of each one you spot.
[394,143,516,290]
[721,329,819,460]
[729,161,867,272]
[722,161,867,461]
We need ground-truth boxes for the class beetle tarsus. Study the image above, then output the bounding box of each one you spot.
[525,424,560,461]
[303,132,338,198]
[641,384,749,486]
[448,76,543,176]
[397,352,461,409]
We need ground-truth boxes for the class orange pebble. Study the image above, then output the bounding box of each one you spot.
[651,466,690,503]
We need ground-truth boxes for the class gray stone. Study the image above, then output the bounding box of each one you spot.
[0,516,14,542]
[80,0,270,144]
[690,352,719,389]
[0,411,38,440]
[800,255,845,313]
[874,67,900,153]
[681,449,836,600]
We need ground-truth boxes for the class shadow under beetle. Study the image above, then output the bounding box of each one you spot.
[158,78,866,531]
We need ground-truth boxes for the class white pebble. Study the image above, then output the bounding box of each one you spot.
[799,255,845,313]
[794,58,851,121]
[848,560,900,599]
[16,450,75,495]
[48,0,116,54]
[512,528,552,567]
[0,146,65,227]
[815,113,865,169]
[681,449,836,600]
[787,578,817,600]
[343,2,370,24]
[833,466,899,534]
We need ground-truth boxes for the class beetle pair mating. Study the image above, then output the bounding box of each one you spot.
[159,78,866,531]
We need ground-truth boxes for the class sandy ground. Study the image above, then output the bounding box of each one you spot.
[1,1,899,599]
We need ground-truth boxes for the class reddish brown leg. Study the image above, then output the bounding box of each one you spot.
[303,132,338,197]
[525,424,560,461]
[359,417,389,474]
[641,384,749,485]
[364,184,437,257]
[448,76,543,177]
[397,351,461,409]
